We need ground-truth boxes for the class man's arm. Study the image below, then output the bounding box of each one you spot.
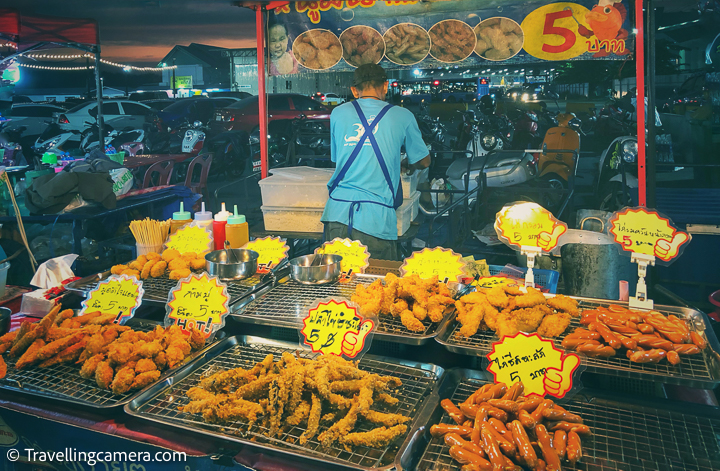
[405,154,430,173]
[402,111,432,172]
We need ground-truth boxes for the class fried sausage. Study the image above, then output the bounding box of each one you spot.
[576,343,617,357]
[565,328,601,340]
[629,348,667,363]
[562,337,600,349]
[637,323,654,334]
[517,395,543,412]
[509,420,537,468]
[449,445,490,467]
[501,381,524,401]
[441,398,467,425]
[567,430,582,465]
[548,421,592,436]
[542,408,584,424]
[553,430,567,460]
[487,399,519,414]
[605,321,641,336]
[478,403,509,422]
[445,434,487,459]
[488,417,508,434]
[589,321,623,349]
[430,423,473,438]
[463,383,493,405]
[471,405,488,445]
[518,409,536,429]
[690,331,707,350]
[459,463,493,471]
[530,400,554,422]
[535,424,561,471]
[635,335,673,351]
[459,402,479,418]
[479,423,505,469]
[673,343,700,355]
[667,350,681,365]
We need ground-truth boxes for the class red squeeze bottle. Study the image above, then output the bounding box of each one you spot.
[213,203,231,250]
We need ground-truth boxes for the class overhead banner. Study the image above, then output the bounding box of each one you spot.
[270,0,633,74]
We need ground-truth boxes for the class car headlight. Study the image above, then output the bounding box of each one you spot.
[522,93,530,102]
[481,134,497,151]
[42,137,61,150]
[622,140,638,163]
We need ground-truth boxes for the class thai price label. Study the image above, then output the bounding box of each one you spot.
[487,332,581,399]
[400,247,465,284]
[522,2,629,61]
[165,272,229,339]
[609,207,691,263]
[300,299,375,359]
[243,236,289,274]
[165,222,213,256]
[315,238,370,282]
[80,274,144,325]
[472,275,522,289]
[495,202,567,252]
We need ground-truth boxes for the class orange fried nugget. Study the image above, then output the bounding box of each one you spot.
[141,259,158,279]
[547,295,579,317]
[168,258,189,271]
[146,252,161,261]
[181,252,198,261]
[400,310,424,332]
[135,358,158,374]
[111,264,128,275]
[131,370,161,390]
[169,268,191,280]
[120,269,140,278]
[537,313,572,338]
[189,258,206,271]
[162,249,181,262]
[111,367,136,395]
[129,255,148,271]
[150,261,167,277]
[95,361,114,389]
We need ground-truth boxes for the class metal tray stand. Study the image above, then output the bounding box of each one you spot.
[231,274,459,345]
[67,271,263,305]
[126,335,444,471]
[0,319,215,409]
[403,368,720,471]
[436,296,720,388]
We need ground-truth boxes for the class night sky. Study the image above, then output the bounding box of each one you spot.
[10,0,257,65]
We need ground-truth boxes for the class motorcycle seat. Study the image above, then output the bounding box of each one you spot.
[446,157,486,179]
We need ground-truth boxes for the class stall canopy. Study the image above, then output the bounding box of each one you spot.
[241,0,647,205]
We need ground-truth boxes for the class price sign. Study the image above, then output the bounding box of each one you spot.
[80,274,143,324]
[300,299,375,359]
[472,275,522,289]
[315,238,370,282]
[487,332,581,399]
[165,272,229,339]
[400,247,465,284]
[495,202,567,252]
[165,222,213,256]
[242,236,289,274]
[609,207,690,263]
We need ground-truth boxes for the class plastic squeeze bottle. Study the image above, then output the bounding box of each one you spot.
[170,202,192,234]
[225,205,249,249]
[213,203,231,250]
[194,202,213,231]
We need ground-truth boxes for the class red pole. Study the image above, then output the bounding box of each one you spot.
[256,7,269,179]
[635,0,646,207]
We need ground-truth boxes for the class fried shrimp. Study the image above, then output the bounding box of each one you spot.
[340,424,408,451]
[400,309,425,332]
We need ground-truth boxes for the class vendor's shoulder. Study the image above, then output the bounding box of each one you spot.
[331,101,354,116]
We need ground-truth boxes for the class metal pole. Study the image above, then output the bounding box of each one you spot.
[94,49,104,149]
[646,0,657,208]
[635,0,646,207]
[256,7,269,178]
[172,58,177,98]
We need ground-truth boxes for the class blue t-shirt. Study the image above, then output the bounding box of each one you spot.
[321,99,427,240]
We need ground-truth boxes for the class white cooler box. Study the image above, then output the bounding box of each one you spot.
[261,205,325,233]
[396,192,420,236]
[401,170,419,198]
[259,167,333,208]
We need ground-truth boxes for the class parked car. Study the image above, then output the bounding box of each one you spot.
[212,94,330,134]
[322,93,346,106]
[155,97,237,129]
[141,99,176,111]
[56,100,153,132]
[207,91,252,100]
[128,91,169,101]
[660,73,716,114]
[6,103,66,136]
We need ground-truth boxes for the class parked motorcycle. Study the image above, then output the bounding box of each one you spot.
[33,122,81,157]
[0,118,28,166]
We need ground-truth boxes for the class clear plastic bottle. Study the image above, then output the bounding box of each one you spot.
[194,201,213,231]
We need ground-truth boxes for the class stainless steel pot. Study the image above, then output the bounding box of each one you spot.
[205,249,259,281]
[289,254,342,285]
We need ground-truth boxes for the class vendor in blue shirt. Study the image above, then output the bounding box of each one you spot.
[322,64,430,260]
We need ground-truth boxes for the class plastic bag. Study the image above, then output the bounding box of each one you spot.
[110,168,134,196]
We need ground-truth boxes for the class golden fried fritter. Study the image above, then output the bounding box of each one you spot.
[340,424,408,451]
[140,259,158,279]
[120,269,140,278]
[189,258,206,271]
[537,313,572,338]
[111,367,136,395]
[162,248,181,262]
[80,354,105,379]
[131,370,161,390]
[400,310,424,332]
[513,307,546,332]
[547,295,580,317]
[181,252,198,261]
[146,252,161,261]
[514,287,546,308]
[169,268,191,280]
[168,258,189,271]
[95,361,114,389]
[111,264,128,275]
[135,358,158,374]
[485,286,509,309]
[150,261,167,277]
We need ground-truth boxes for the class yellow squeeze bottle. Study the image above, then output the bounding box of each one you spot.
[225,205,249,249]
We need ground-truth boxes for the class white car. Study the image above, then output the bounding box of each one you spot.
[6,103,66,136]
[56,99,152,133]
[322,93,346,106]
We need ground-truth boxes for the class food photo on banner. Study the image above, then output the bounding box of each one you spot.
[269,0,634,75]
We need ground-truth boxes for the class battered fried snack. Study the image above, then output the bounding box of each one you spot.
[340,424,408,451]
[429,20,475,63]
[80,354,105,379]
[111,264,128,275]
[131,370,161,390]
[384,23,430,65]
[140,259,158,279]
[162,249,181,262]
[15,339,46,369]
[95,360,114,389]
[120,269,140,278]
[293,30,342,70]
[189,258,206,271]
[169,268,191,280]
[474,17,524,61]
[537,313,572,338]
[168,258,189,271]
[341,25,385,67]
[38,340,87,368]
[547,295,580,317]
[150,261,167,278]
[0,355,5,379]
[111,366,136,395]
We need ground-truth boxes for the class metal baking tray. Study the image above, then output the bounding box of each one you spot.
[125,335,444,471]
[402,368,720,471]
[436,296,720,388]
[67,270,264,305]
[230,274,460,346]
[0,319,219,409]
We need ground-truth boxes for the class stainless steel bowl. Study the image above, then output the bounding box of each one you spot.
[289,254,343,285]
[205,249,259,281]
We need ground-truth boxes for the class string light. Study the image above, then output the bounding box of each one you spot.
[21,52,177,71]
[18,63,90,71]
[0,43,18,49]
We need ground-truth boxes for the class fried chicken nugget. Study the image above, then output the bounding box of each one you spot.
[135,358,158,374]
[131,370,161,390]
[390,299,408,317]
[0,356,5,379]
[168,258,189,271]
[120,269,140,278]
[412,303,427,321]
[95,361,114,389]
[537,313,572,338]
[140,259,158,279]
[458,303,486,337]
[400,309,424,332]
[503,284,524,296]
[514,307,547,332]
[169,268,191,280]
[129,255,148,271]
[496,315,520,339]
[80,354,105,379]
[111,264,128,275]
[547,295,580,317]
[146,252,161,261]
[150,261,167,278]
[162,248,181,262]
[189,258,206,271]
[111,367,136,395]
[485,286,509,309]
[165,346,185,368]
[181,252,198,261]
[514,287,546,308]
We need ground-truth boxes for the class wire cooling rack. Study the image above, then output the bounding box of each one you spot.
[234,275,451,345]
[126,336,441,471]
[437,298,720,388]
[415,375,720,471]
[68,271,262,304]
